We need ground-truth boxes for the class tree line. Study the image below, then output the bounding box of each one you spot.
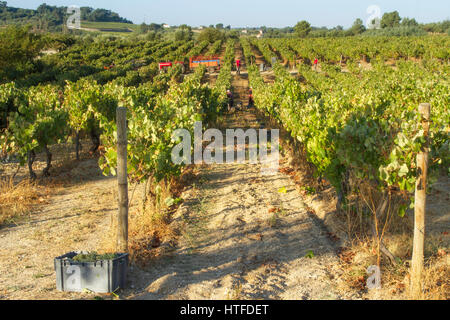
[290,11,449,38]
[0,2,132,32]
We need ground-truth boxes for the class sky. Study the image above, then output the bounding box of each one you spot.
[5,0,450,28]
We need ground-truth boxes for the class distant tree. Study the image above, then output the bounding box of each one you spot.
[0,1,7,9]
[265,28,281,38]
[146,31,159,41]
[78,7,132,23]
[148,23,162,31]
[328,28,344,37]
[174,30,184,41]
[80,6,93,20]
[215,23,223,29]
[36,3,49,14]
[348,18,366,35]
[139,23,150,34]
[225,25,231,30]
[179,24,190,30]
[175,25,193,41]
[381,11,401,28]
[441,20,450,33]
[294,20,311,37]
[229,30,239,39]
[310,28,328,38]
[401,17,419,27]
[283,26,294,33]
[336,25,344,31]
[422,20,450,33]
[198,27,224,43]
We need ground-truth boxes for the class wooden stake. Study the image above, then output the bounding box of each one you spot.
[410,103,430,299]
[116,107,128,253]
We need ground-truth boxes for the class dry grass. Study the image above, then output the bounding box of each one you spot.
[0,177,49,226]
[100,167,198,266]
[422,253,449,300]
[226,281,244,300]
[326,187,449,300]
[100,189,177,265]
[335,234,449,300]
[342,184,448,300]
[127,182,177,265]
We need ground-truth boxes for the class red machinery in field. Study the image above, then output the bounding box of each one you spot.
[159,62,173,70]
[189,56,220,72]
[159,61,185,73]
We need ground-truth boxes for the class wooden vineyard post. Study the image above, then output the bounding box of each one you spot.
[410,103,430,299]
[116,107,128,253]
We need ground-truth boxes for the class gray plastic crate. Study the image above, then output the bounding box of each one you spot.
[54,251,128,293]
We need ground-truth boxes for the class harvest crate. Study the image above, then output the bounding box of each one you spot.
[54,251,128,293]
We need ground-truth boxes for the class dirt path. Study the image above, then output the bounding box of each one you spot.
[231,42,250,107]
[121,45,354,300]
[248,43,276,84]
[123,107,352,300]
[251,43,266,66]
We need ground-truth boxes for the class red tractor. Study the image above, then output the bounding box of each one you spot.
[159,62,172,73]
[159,61,186,73]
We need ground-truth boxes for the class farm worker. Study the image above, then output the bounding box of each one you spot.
[248,87,254,107]
[313,58,318,71]
[226,89,234,111]
[236,59,241,74]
